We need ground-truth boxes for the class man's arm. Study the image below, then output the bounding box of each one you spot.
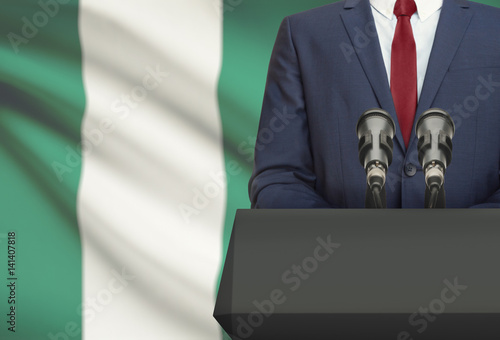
[248,16,332,209]
[469,195,500,208]
[469,169,500,208]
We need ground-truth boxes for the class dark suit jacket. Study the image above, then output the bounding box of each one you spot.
[249,0,500,208]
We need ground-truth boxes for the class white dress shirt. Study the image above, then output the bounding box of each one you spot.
[370,0,443,100]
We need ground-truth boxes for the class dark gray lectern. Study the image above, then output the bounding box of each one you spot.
[214,209,500,340]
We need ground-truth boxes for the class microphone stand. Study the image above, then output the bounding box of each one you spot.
[425,187,446,209]
[424,162,446,209]
[366,186,387,209]
[364,162,388,209]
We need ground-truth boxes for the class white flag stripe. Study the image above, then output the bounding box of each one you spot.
[78,0,225,339]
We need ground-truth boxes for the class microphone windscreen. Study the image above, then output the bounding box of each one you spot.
[356,109,396,170]
[415,108,455,170]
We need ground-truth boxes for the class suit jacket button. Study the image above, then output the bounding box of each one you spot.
[405,163,417,177]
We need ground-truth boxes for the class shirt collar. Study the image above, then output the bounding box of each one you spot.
[370,0,443,22]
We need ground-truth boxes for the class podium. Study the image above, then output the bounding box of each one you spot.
[214,209,500,339]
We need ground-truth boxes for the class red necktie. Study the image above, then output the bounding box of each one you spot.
[391,0,418,148]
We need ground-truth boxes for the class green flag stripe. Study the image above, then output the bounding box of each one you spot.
[0,1,84,339]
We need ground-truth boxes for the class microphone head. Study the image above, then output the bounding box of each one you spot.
[415,108,455,139]
[356,109,396,170]
[415,108,455,170]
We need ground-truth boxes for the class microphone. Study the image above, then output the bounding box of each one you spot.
[415,108,455,208]
[356,109,396,208]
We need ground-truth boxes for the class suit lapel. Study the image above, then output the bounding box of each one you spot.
[340,0,405,150]
[408,0,473,151]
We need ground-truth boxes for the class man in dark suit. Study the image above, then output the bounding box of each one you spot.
[249,0,500,208]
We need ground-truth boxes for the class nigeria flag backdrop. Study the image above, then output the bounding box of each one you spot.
[0,0,498,339]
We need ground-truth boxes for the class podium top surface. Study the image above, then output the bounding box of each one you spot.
[224,209,500,314]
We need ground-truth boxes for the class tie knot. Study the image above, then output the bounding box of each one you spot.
[394,0,417,18]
